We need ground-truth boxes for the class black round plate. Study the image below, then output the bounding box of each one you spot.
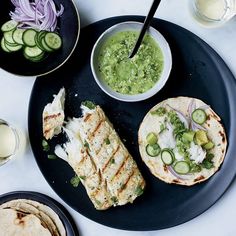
[0,191,79,235]
[0,0,80,76]
[28,16,236,231]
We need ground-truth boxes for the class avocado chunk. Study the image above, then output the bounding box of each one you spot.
[203,141,215,150]
[182,131,195,142]
[146,132,158,145]
[194,130,208,146]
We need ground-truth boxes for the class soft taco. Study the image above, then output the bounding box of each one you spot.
[138,97,227,186]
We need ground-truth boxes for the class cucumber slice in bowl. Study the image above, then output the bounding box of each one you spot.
[1,20,18,32]
[24,46,44,58]
[13,28,25,45]
[174,161,190,174]
[23,46,45,62]
[44,32,62,50]
[146,144,161,157]
[1,38,10,53]
[192,109,207,125]
[161,149,174,165]
[4,30,16,44]
[23,29,37,47]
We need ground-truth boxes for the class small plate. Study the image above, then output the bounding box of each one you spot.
[0,0,80,77]
[0,191,79,236]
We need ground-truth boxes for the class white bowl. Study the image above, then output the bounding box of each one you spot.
[90,21,172,102]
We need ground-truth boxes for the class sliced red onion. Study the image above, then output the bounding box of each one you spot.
[10,0,64,32]
[166,104,189,129]
[167,166,191,180]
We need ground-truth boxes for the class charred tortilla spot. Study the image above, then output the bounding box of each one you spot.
[219,131,226,143]
[16,212,25,220]
[173,179,180,183]
[194,176,204,182]
[163,165,168,172]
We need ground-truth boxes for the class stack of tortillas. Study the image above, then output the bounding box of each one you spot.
[0,199,66,236]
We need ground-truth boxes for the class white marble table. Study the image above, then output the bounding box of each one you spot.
[1,0,236,235]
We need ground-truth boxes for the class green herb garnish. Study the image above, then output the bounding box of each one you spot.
[94,199,102,206]
[42,139,50,152]
[84,140,90,150]
[111,196,118,204]
[135,185,144,197]
[81,100,96,110]
[151,107,166,116]
[110,158,115,164]
[47,154,57,160]
[201,153,214,169]
[79,176,86,181]
[70,175,80,187]
[105,138,110,145]
[159,123,166,133]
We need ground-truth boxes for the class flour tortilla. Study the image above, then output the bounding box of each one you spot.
[0,199,66,236]
[0,208,52,236]
[138,97,227,186]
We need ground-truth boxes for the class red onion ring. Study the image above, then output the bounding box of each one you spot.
[167,166,191,180]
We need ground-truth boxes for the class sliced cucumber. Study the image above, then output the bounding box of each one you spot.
[192,109,207,125]
[1,20,18,32]
[35,31,47,50]
[22,29,37,47]
[44,32,62,50]
[41,37,53,52]
[13,28,25,45]
[1,38,11,52]
[4,39,19,47]
[174,161,190,174]
[5,42,22,52]
[146,132,158,145]
[24,46,43,58]
[4,30,15,44]
[24,52,45,62]
[146,144,161,157]
[161,149,174,165]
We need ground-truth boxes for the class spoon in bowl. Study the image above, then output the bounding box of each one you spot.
[129,0,161,59]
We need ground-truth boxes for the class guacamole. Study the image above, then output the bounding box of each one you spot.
[98,31,164,95]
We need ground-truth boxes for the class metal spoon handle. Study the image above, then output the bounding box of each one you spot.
[129,0,161,58]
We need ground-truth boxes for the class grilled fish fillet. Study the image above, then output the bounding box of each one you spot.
[55,105,145,210]
[42,88,65,140]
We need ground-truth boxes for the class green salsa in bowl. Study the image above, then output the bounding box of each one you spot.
[91,22,172,102]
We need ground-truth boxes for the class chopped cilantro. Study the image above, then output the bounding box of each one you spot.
[70,175,80,187]
[135,185,144,197]
[81,100,96,110]
[110,158,115,164]
[42,139,50,152]
[105,138,110,145]
[79,176,86,180]
[201,153,214,169]
[84,140,90,150]
[111,196,118,204]
[94,199,102,206]
[150,107,166,116]
[159,123,166,133]
[47,154,57,160]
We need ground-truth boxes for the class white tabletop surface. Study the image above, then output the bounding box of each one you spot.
[1,0,236,235]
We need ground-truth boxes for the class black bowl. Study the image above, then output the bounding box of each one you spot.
[0,0,80,76]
